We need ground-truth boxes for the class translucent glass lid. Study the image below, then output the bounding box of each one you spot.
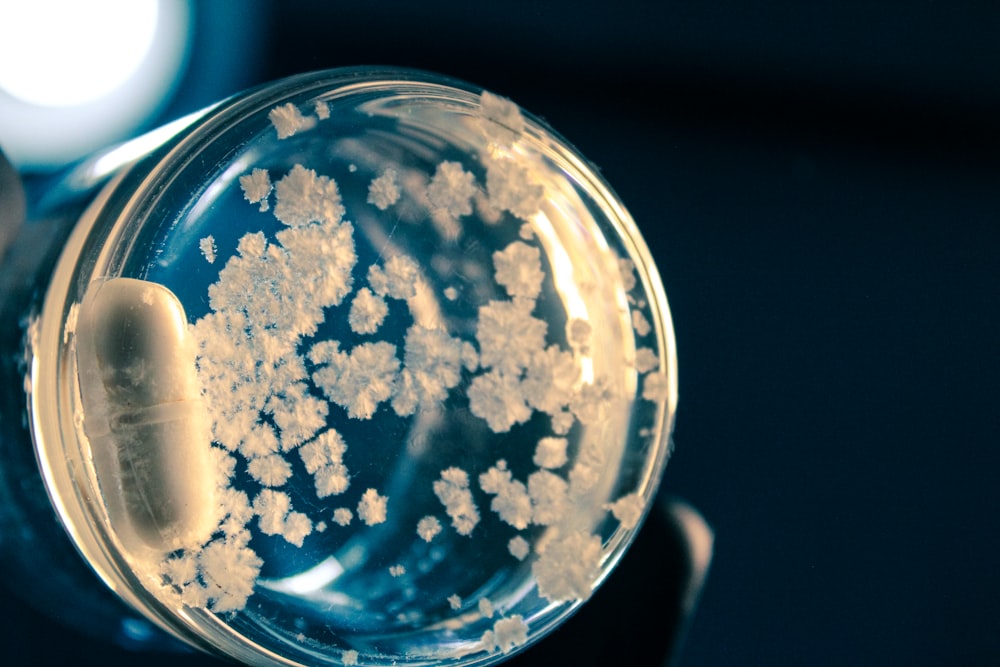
[37,68,677,666]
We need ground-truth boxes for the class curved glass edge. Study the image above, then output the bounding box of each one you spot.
[29,66,680,667]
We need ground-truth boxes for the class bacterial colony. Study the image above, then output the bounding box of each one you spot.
[73,89,671,664]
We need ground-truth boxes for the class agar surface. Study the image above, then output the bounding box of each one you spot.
[84,89,671,661]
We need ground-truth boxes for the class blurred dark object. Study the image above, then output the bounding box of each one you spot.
[506,496,713,667]
[0,148,25,256]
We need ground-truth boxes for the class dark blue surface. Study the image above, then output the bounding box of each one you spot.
[2,1,999,665]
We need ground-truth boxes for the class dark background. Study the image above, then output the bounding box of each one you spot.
[2,1,999,665]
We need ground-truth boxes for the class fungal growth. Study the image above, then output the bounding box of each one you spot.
[71,83,673,666]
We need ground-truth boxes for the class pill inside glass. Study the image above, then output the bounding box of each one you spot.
[28,69,677,667]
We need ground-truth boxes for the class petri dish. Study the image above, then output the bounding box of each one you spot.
[24,67,677,666]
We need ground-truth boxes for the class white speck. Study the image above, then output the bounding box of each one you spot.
[342,649,359,666]
[357,488,388,526]
[199,235,217,263]
[532,531,602,603]
[478,597,494,618]
[348,163,357,173]
[348,287,388,335]
[268,102,314,139]
[314,100,329,120]
[448,594,462,610]
[642,372,670,402]
[493,241,544,300]
[606,492,645,530]
[632,310,652,336]
[416,515,442,542]
[432,467,480,536]
[508,536,530,560]
[443,286,459,301]
[533,437,568,469]
[426,160,477,219]
[634,347,660,373]
[367,168,400,210]
[333,507,353,526]
[389,564,406,577]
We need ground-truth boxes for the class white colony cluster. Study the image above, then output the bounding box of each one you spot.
[367,168,400,210]
[153,90,669,659]
[199,235,217,264]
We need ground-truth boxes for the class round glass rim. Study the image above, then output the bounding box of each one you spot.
[28,65,680,666]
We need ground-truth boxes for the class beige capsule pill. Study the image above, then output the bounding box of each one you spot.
[75,277,215,554]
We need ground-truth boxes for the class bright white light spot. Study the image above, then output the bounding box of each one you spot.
[0,0,161,108]
[258,556,345,596]
[0,0,190,169]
